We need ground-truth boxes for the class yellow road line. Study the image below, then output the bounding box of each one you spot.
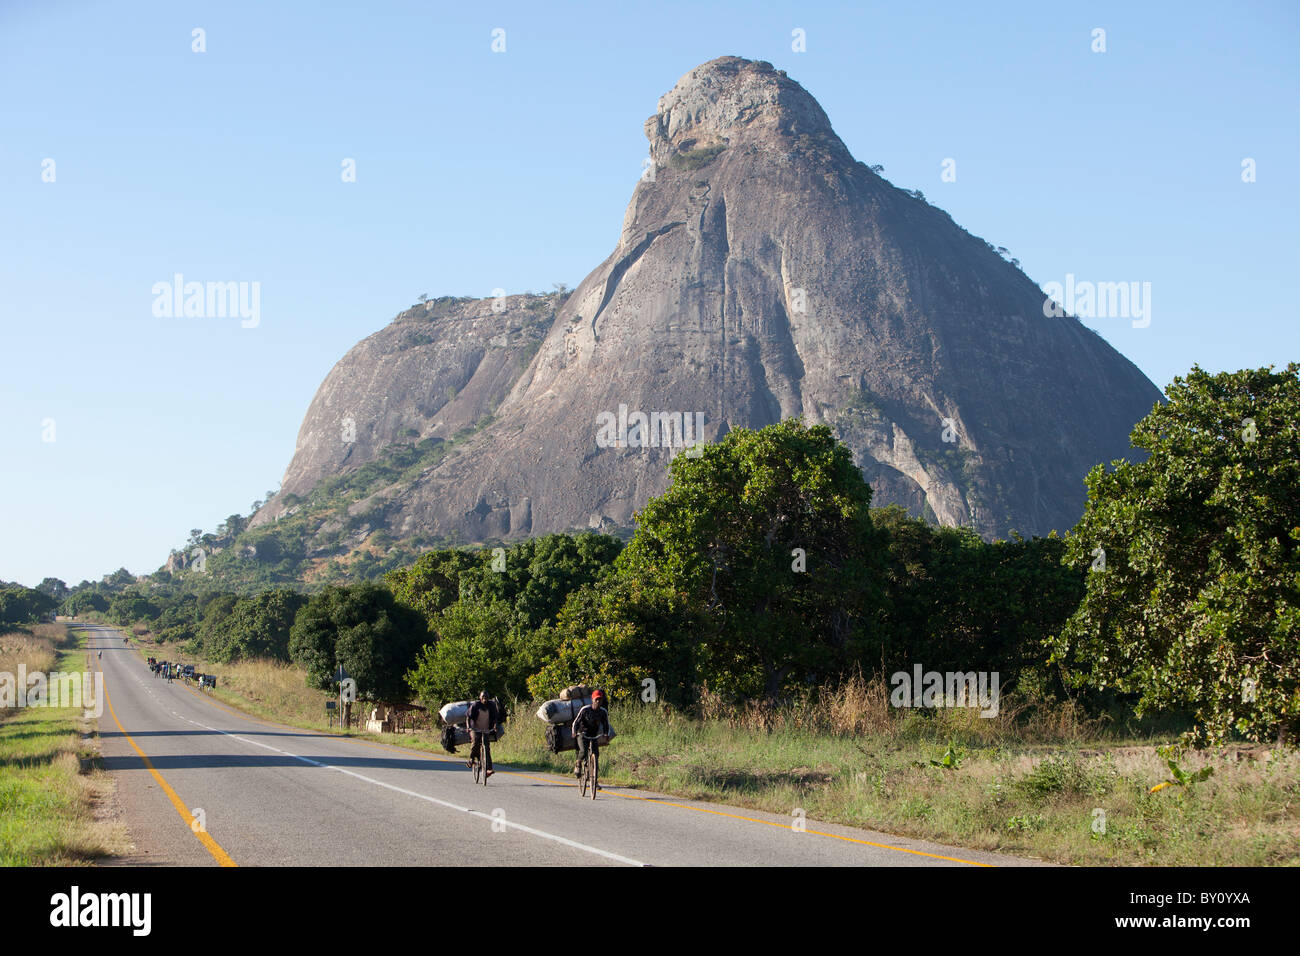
[102,676,237,867]
[607,789,993,865]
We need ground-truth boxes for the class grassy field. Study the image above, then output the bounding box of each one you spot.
[0,623,128,865]
[121,630,1299,866]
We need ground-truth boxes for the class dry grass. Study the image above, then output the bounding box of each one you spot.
[204,657,336,727]
[696,671,1105,746]
[0,625,129,865]
[0,625,61,677]
[132,640,337,729]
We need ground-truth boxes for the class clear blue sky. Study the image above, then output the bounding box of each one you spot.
[2,0,1296,586]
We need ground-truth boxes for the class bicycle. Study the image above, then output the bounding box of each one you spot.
[467,727,495,785]
[578,733,605,800]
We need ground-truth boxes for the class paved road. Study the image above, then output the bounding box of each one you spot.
[84,624,1042,867]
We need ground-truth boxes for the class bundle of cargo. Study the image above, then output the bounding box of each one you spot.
[439,697,509,726]
[535,695,593,724]
[436,696,507,753]
[560,684,593,701]
[439,723,506,754]
[438,699,475,725]
[544,723,615,754]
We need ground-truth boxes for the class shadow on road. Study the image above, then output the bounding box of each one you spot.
[98,750,466,773]
[99,728,325,740]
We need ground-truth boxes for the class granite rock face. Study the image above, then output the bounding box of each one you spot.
[257,294,554,507]
[257,56,1162,543]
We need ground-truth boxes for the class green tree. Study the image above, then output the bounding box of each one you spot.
[106,590,159,627]
[392,535,623,705]
[470,533,623,629]
[153,592,199,644]
[869,505,1083,695]
[102,567,136,590]
[195,593,240,655]
[1051,365,1300,745]
[405,601,514,707]
[289,584,426,703]
[218,514,247,539]
[387,533,621,631]
[36,577,69,602]
[618,418,887,701]
[214,589,307,662]
[63,591,108,616]
[526,577,702,706]
[0,587,58,625]
[386,549,485,619]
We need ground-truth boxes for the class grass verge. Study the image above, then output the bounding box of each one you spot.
[0,623,128,865]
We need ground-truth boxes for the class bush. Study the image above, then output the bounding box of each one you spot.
[1015,755,1115,802]
[669,144,726,170]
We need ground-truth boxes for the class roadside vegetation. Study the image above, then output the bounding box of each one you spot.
[496,681,1299,866]
[0,623,127,865]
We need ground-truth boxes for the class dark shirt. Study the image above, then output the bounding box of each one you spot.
[572,704,610,739]
[466,699,499,731]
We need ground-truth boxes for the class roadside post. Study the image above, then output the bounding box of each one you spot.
[335,665,355,730]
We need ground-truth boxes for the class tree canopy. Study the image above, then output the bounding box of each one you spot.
[618,418,887,700]
[1051,364,1300,744]
[0,586,58,625]
[289,584,426,702]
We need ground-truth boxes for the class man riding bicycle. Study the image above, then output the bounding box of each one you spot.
[572,689,609,779]
[465,691,499,779]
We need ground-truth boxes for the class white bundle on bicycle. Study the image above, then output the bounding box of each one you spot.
[535,696,594,724]
[438,699,476,725]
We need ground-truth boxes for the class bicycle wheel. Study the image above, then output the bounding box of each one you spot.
[482,738,490,786]
[590,747,598,800]
[471,737,482,784]
[579,745,588,798]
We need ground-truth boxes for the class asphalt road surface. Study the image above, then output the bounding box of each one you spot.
[84,624,1043,867]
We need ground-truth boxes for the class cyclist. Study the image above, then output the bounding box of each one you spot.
[572,689,610,779]
[465,691,500,779]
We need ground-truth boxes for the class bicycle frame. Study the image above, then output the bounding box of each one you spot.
[468,727,494,785]
[579,733,602,799]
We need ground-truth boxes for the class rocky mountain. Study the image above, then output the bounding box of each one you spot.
[251,56,1162,554]
[270,293,555,502]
